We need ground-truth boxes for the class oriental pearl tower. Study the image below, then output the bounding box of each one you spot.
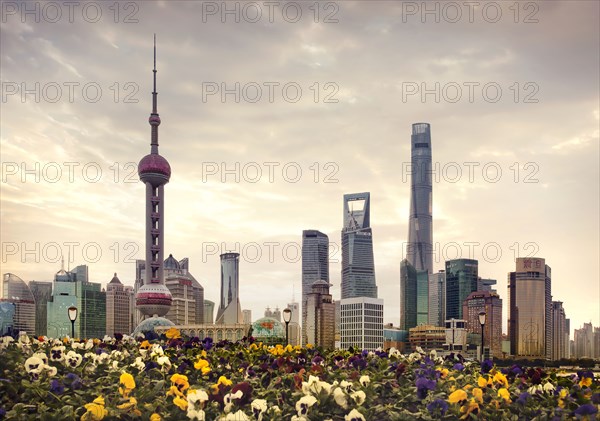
[133,36,174,332]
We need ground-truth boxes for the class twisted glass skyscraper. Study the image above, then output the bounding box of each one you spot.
[341,192,377,299]
[407,123,433,275]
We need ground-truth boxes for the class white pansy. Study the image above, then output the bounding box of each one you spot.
[543,382,555,393]
[333,387,348,409]
[65,350,83,368]
[130,357,145,371]
[359,375,370,387]
[25,356,44,374]
[295,395,317,417]
[187,408,206,420]
[345,408,366,421]
[220,410,249,421]
[527,384,543,395]
[223,390,244,413]
[32,352,48,366]
[350,390,366,406]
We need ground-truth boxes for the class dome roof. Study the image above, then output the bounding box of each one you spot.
[132,316,175,335]
[251,317,285,339]
[109,273,121,284]
[164,254,180,270]
[1,273,35,303]
[138,153,171,178]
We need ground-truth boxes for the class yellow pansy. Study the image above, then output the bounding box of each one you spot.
[437,368,449,378]
[81,396,108,421]
[120,372,136,390]
[140,340,151,349]
[459,398,479,419]
[497,388,511,403]
[165,328,181,339]
[173,396,188,410]
[194,359,211,375]
[472,387,483,403]
[166,374,189,398]
[493,372,509,388]
[217,376,233,387]
[150,414,162,421]
[477,376,490,388]
[448,389,468,404]
[579,376,592,388]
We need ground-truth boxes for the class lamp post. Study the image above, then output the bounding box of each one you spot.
[68,306,78,339]
[478,311,486,361]
[283,308,292,346]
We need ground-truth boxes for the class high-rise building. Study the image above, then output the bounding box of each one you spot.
[134,37,174,333]
[164,254,204,326]
[508,257,552,359]
[204,300,215,325]
[341,192,377,299]
[30,281,52,336]
[264,307,282,322]
[340,297,384,351]
[47,265,105,338]
[462,291,503,358]
[301,230,329,344]
[0,273,36,336]
[399,260,428,330]
[477,278,497,293]
[573,322,596,359]
[406,123,433,276]
[216,253,243,324]
[286,300,301,346]
[445,259,478,320]
[106,273,133,336]
[428,270,446,327]
[305,281,335,348]
[242,310,252,324]
[551,301,568,361]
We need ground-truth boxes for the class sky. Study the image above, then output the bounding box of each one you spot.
[1,1,599,335]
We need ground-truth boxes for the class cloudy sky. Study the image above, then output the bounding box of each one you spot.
[1,1,598,334]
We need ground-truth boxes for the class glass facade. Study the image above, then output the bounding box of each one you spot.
[0,273,36,336]
[215,253,243,324]
[463,291,503,358]
[400,259,417,330]
[428,270,446,327]
[341,193,377,299]
[30,281,53,336]
[407,123,433,275]
[445,259,478,320]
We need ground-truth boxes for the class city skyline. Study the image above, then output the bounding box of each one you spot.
[1,2,599,334]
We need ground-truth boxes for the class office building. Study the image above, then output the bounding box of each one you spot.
[428,270,446,327]
[30,280,52,336]
[508,257,552,359]
[477,278,497,293]
[243,309,252,324]
[462,291,503,358]
[204,300,215,325]
[302,230,329,344]
[445,259,478,320]
[399,260,428,330]
[409,324,446,351]
[341,193,377,299]
[551,301,569,360]
[0,273,36,336]
[106,273,134,336]
[305,281,335,348]
[406,123,433,275]
[340,297,383,351]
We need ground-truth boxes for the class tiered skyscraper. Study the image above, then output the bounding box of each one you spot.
[406,123,433,275]
[301,230,329,344]
[341,193,377,298]
[134,37,173,329]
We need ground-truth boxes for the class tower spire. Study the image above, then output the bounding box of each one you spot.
[149,33,161,154]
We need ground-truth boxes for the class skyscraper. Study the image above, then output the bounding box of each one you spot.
[340,297,384,351]
[215,252,243,324]
[428,270,446,327]
[134,37,174,330]
[301,230,329,344]
[508,257,552,359]
[551,301,568,361]
[30,280,52,336]
[462,291,503,358]
[400,259,429,330]
[164,254,204,325]
[406,123,433,275]
[341,192,377,299]
[445,259,478,320]
[0,273,36,336]
[106,273,133,336]
[305,281,335,348]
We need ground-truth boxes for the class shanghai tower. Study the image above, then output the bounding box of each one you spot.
[135,36,173,323]
[406,123,433,275]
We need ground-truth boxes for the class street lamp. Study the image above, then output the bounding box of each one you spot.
[478,311,487,361]
[68,306,78,339]
[283,308,292,346]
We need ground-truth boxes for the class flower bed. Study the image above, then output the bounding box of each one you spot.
[0,329,598,420]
